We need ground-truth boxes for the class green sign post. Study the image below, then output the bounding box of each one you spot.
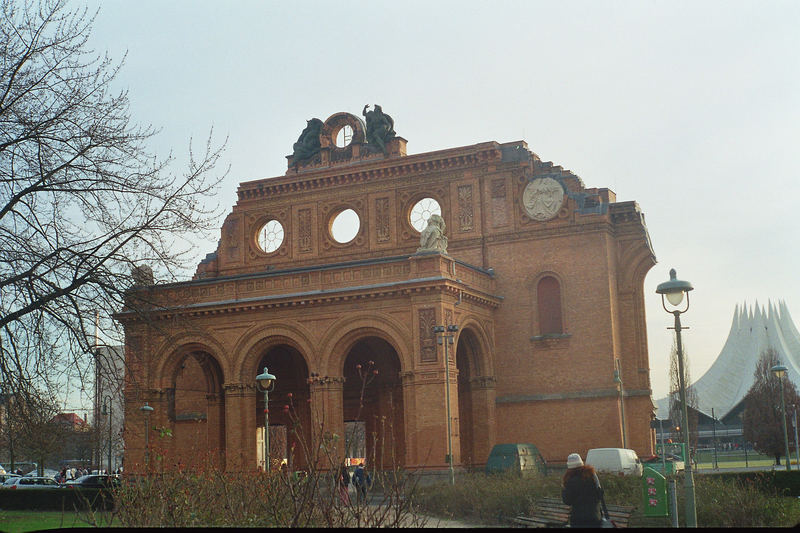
[642,467,668,518]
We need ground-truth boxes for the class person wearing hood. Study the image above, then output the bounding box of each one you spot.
[561,452,603,527]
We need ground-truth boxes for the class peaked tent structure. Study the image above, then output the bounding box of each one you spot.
[656,301,800,423]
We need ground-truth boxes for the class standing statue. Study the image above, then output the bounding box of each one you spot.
[416,214,448,254]
[362,104,396,153]
[291,118,323,164]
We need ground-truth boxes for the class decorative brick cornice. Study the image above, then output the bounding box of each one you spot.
[496,387,651,404]
[119,275,502,323]
[237,143,502,201]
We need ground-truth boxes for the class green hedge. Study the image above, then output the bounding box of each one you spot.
[701,470,800,497]
[0,488,114,511]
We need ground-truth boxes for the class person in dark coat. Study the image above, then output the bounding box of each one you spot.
[561,453,603,528]
[337,463,351,505]
[352,462,370,501]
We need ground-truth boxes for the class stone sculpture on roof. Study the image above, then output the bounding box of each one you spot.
[362,104,396,153]
[416,214,448,254]
[291,118,323,164]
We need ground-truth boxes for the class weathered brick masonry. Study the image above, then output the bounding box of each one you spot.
[120,110,657,474]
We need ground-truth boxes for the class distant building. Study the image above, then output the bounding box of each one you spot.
[656,301,800,445]
[93,345,124,472]
[51,412,88,431]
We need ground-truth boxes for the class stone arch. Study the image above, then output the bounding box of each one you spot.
[156,341,227,470]
[231,326,315,471]
[338,335,406,469]
[318,314,412,377]
[453,315,495,377]
[232,323,317,383]
[152,332,230,389]
[253,341,312,471]
[455,324,493,469]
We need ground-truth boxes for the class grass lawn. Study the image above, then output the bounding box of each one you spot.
[0,510,115,532]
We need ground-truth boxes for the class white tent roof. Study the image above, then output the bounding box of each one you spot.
[655,300,800,420]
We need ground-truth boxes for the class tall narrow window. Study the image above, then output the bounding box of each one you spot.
[537,276,563,335]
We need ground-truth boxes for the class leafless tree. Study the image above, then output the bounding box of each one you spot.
[668,337,699,451]
[743,347,800,465]
[0,0,226,402]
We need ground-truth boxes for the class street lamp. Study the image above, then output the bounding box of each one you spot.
[102,396,112,473]
[139,403,154,470]
[434,323,458,485]
[771,364,791,471]
[656,268,696,527]
[614,360,627,448]
[256,367,276,471]
[793,405,800,467]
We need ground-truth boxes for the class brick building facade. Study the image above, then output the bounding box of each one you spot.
[120,109,657,474]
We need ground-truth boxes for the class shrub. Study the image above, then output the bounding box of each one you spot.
[414,470,800,527]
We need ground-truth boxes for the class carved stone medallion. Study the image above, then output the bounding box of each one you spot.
[522,177,564,221]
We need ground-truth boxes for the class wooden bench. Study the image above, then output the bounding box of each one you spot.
[510,497,635,528]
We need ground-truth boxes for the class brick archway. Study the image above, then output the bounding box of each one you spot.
[341,336,405,469]
[255,343,312,471]
[166,348,226,470]
[456,325,496,469]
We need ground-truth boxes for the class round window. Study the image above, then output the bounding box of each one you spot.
[256,219,284,253]
[409,198,442,232]
[330,208,360,243]
[335,125,354,148]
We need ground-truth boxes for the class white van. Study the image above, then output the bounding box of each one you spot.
[585,448,643,476]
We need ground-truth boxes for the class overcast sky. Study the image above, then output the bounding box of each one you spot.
[76,0,799,408]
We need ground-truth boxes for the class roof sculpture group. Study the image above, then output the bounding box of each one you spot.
[290,104,397,167]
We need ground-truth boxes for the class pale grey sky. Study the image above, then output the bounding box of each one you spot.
[79,0,799,406]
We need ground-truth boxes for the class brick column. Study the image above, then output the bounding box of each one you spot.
[309,376,345,470]
[469,376,497,468]
[223,383,256,472]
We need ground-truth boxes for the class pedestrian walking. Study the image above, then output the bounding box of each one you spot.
[561,453,604,528]
[353,462,371,501]
[337,463,351,505]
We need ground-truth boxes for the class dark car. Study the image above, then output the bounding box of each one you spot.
[63,474,120,489]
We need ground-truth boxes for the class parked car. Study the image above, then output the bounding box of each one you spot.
[23,468,60,480]
[0,473,20,484]
[585,448,643,476]
[63,474,120,489]
[2,476,61,489]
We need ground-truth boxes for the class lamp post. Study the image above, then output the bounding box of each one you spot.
[793,405,800,467]
[256,367,276,471]
[711,407,718,470]
[139,403,153,470]
[102,396,112,473]
[656,268,696,527]
[434,323,458,485]
[614,360,627,448]
[771,364,791,471]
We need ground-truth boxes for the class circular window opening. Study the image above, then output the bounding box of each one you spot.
[257,219,284,253]
[409,198,442,232]
[335,125,354,148]
[330,208,360,243]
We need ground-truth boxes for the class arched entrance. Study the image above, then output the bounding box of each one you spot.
[167,350,225,469]
[341,337,405,469]
[256,343,311,471]
[456,328,483,468]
